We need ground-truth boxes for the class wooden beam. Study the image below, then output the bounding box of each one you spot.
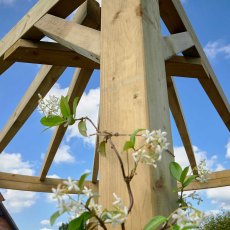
[165,56,207,79]
[0,0,100,154]
[0,0,85,75]
[40,68,93,181]
[160,0,230,130]
[100,0,177,228]
[92,119,100,184]
[0,65,66,153]
[39,1,100,181]
[4,39,100,69]
[0,172,98,193]
[34,14,100,63]
[167,77,197,174]
[163,32,194,60]
[181,170,230,191]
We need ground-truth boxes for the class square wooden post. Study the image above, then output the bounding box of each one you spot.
[99,0,177,229]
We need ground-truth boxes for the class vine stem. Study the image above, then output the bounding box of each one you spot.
[108,138,134,214]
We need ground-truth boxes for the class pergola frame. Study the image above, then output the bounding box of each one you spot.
[0,0,229,228]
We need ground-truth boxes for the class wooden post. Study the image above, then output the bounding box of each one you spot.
[99,0,177,229]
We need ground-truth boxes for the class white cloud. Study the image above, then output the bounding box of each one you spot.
[206,186,230,210]
[225,139,230,159]
[0,151,34,175]
[1,189,37,213]
[204,41,230,59]
[40,228,52,230]
[0,0,15,6]
[40,219,50,226]
[67,88,100,146]
[54,144,75,164]
[0,151,37,213]
[174,145,219,171]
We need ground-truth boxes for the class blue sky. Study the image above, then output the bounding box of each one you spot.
[0,0,229,229]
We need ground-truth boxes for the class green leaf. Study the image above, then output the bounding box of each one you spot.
[78,120,87,137]
[50,211,61,226]
[123,141,133,151]
[144,216,167,230]
[73,97,79,118]
[40,116,65,127]
[170,162,183,181]
[183,175,197,188]
[98,141,106,156]
[183,225,199,230]
[78,172,90,190]
[180,166,190,183]
[130,129,145,148]
[60,96,71,119]
[68,212,91,230]
[67,115,75,126]
[171,224,180,230]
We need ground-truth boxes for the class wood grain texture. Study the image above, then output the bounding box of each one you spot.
[0,0,100,154]
[160,0,230,130]
[39,0,101,181]
[0,172,98,193]
[4,39,100,69]
[165,56,207,78]
[163,32,194,60]
[100,0,177,229]
[35,14,100,63]
[182,170,230,191]
[167,77,197,174]
[0,0,85,75]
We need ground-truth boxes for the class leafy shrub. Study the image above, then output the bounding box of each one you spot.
[200,211,230,230]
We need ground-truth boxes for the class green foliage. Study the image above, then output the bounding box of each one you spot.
[144,216,167,230]
[60,96,71,119]
[68,212,91,230]
[200,211,230,230]
[170,162,183,182]
[78,172,90,190]
[78,120,87,136]
[40,116,65,127]
[72,97,79,118]
[50,211,61,226]
[59,223,69,230]
[123,128,145,151]
[98,140,106,156]
[170,162,197,188]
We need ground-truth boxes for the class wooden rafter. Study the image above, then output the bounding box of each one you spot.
[182,170,230,191]
[4,39,100,69]
[160,0,230,130]
[163,32,194,60]
[40,0,100,181]
[40,68,94,181]
[0,65,66,153]
[167,77,197,174]
[0,0,100,154]
[34,14,100,63]
[0,0,85,75]
[165,56,208,79]
[0,172,98,193]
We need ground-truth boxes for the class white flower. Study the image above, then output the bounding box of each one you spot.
[38,94,60,117]
[142,130,155,143]
[89,198,103,217]
[52,184,64,200]
[63,177,80,192]
[196,159,210,183]
[102,193,128,226]
[172,208,204,229]
[112,193,122,206]
[82,186,93,197]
